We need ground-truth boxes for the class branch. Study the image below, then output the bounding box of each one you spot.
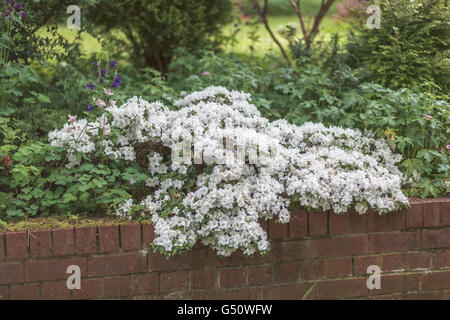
[261,0,291,65]
[308,0,335,46]
[289,0,308,42]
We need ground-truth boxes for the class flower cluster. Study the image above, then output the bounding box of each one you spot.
[49,86,409,257]
[1,1,27,19]
[85,60,121,112]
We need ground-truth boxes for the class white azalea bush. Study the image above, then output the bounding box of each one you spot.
[49,86,409,257]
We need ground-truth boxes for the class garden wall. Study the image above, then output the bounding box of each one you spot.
[0,198,449,300]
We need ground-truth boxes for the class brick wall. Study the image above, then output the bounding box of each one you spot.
[0,198,449,300]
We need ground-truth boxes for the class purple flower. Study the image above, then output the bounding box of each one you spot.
[424,115,432,120]
[109,60,117,70]
[100,76,104,84]
[5,0,12,6]
[87,103,94,112]
[21,11,28,19]
[446,145,450,150]
[86,82,95,90]
[14,3,23,11]
[101,68,107,77]
[202,71,210,76]
[5,9,11,16]
[111,74,122,88]
[252,3,259,11]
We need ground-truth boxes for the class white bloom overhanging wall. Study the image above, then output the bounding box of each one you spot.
[49,86,409,257]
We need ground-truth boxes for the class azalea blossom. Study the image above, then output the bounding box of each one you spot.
[49,86,410,257]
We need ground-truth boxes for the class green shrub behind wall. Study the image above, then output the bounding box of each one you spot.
[347,0,450,93]
[86,0,234,72]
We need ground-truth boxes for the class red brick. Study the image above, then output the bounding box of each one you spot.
[120,223,141,251]
[206,288,260,300]
[75,227,97,255]
[381,254,405,272]
[5,232,28,260]
[309,211,328,236]
[42,281,70,300]
[273,262,300,283]
[142,223,154,248]
[354,256,379,276]
[368,213,387,232]
[328,258,352,278]
[388,209,406,231]
[259,218,268,234]
[30,230,52,258]
[206,249,271,268]
[326,235,368,257]
[219,267,245,288]
[247,265,272,286]
[88,253,146,277]
[149,248,206,271]
[329,213,348,235]
[422,228,450,249]
[289,209,307,239]
[406,252,432,270]
[25,258,87,282]
[98,225,120,253]
[160,271,189,293]
[0,286,8,300]
[161,291,205,300]
[442,201,450,225]
[130,273,158,295]
[406,199,423,228]
[423,200,441,227]
[0,263,23,285]
[421,271,450,290]
[0,234,4,261]
[369,232,419,253]
[263,283,312,300]
[349,210,368,233]
[10,284,40,300]
[300,259,326,280]
[434,251,450,269]
[403,291,447,300]
[103,276,129,298]
[52,228,74,257]
[369,274,420,295]
[268,219,288,240]
[71,278,101,299]
[317,278,368,299]
[191,269,216,289]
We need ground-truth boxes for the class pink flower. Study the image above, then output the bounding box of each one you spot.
[270,65,276,69]
[3,156,11,166]
[68,115,77,123]
[104,88,114,96]
[93,98,106,108]
[109,99,117,107]
[424,115,432,120]
[446,145,450,150]
[202,71,210,76]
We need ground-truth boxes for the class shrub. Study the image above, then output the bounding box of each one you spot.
[48,86,408,256]
[346,0,450,92]
[86,0,234,72]
[167,49,450,198]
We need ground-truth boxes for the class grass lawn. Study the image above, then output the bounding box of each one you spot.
[222,15,349,55]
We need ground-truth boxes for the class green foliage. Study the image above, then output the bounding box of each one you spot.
[347,0,450,92]
[86,0,234,72]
